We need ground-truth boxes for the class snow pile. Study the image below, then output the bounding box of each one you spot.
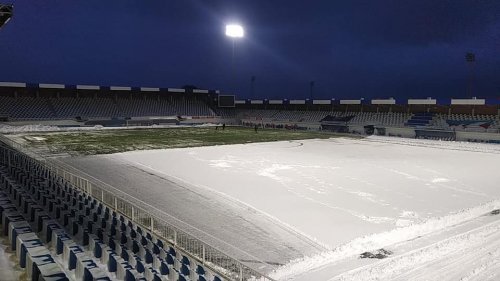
[270,199,500,280]
[0,123,222,134]
[0,124,108,133]
[0,124,63,133]
[330,221,500,281]
[331,219,500,281]
[363,135,500,154]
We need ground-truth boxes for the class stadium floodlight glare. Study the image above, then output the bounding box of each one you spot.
[225,24,244,38]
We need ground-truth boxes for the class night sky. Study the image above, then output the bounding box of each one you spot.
[0,1,499,100]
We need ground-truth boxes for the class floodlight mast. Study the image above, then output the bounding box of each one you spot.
[465,52,475,98]
[225,24,244,94]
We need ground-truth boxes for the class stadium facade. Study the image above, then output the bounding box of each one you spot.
[1,81,499,143]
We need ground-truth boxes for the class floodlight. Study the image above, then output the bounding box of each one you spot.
[225,24,244,38]
[0,4,13,28]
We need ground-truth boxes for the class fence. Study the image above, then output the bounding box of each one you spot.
[0,134,277,281]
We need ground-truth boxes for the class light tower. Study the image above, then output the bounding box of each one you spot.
[309,80,315,100]
[225,24,244,93]
[465,52,475,98]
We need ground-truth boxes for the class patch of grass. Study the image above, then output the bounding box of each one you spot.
[25,127,339,156]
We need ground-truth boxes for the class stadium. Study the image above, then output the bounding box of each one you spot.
[1,2,500,281]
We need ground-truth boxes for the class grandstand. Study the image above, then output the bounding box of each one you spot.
[0,83,219,120]
[1,81,500,281]
[1,82,500,140]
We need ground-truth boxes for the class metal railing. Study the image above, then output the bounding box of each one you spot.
[0,134,277,281]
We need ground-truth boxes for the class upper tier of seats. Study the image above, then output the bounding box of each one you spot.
[51,98,120,119]
[0,97,56,120]
[236,110,500,131]
[0,96,215,120]
[237,110,413,127]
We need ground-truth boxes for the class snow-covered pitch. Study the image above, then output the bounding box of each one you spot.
[87,136,500,280]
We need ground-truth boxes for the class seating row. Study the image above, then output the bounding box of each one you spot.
[0,154,226,281]
[0,169,70,281]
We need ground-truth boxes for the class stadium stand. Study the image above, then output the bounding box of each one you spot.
[405,112,434,127]
[170,98,215,117]
[271,110,330,123]
[0,82,498,135]
[0,144,229,281]
[213,108,237,118]
[0,97,55,119]
[431,114,500,132]
[51,98,120,119]
[237,110,413,127]
[236,109,279,120]
[237,110,499,131]
[0,96,218,120]
[1,94,499,134]
[349,112,411,127]
[116,98,176,117]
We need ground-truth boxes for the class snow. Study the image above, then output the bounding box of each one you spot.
[85,136,500,279]
[0,124,105,133]
[0,123,220,134]
[271,200,500,280]
[325,213,500,281]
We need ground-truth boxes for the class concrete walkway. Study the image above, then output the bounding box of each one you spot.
[0,237,24,281]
